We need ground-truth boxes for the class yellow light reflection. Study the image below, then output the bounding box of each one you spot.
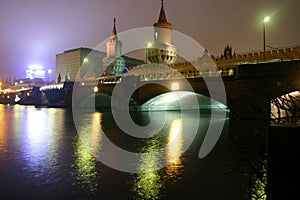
[165,119,184,180]
[74,138,98,192]
[45,108,63,166]
[90,112,103,154]
[132,118,185,199]
[250,160,267,200]
[74,112,103,191]
[78,112,103,156]
[0,105,7,156]
[133,139,163,200]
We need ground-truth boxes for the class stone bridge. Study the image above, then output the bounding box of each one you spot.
[72,60,300,119]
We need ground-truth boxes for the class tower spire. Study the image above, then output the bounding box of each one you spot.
[154,0,172,29]
[158,0,167,23]
[103,18,125,75]
[111,18,117,37]
[148,0,177,65]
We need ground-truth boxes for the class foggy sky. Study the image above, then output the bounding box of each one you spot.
[1,0,299,79]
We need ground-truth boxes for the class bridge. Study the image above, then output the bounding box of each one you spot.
[70,60,300,120]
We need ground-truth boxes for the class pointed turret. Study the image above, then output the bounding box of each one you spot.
[105,18,122,58]
[57,73,61,83]
[111,18,117,38]
[147,0,177,65]
[154,0,172,29]
[102,18,125,75]
[157,0,167,23]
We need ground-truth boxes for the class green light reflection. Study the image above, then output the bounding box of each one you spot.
[133,139,163,200]
[74,138,98,192]
[73,112,103,192]
[250,159,267,200]
[133,118,184,199]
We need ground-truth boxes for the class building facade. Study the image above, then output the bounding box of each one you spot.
[56,1,300,82]
[56,48,105,82]
[102,18,126,75]
[55,18,144,82]
[147,0,177,65]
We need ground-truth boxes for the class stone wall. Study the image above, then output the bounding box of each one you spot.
[212,46,300,68]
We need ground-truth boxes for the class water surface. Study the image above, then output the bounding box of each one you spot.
[0,104,267,199]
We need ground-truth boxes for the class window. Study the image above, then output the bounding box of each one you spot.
[154,31,158,40]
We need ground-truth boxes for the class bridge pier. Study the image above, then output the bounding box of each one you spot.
[229,96,270,120]
[32,86,43,106]
[228,61,300,120]
[228,80,271,120]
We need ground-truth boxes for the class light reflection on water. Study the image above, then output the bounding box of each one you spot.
[74,137,99,193]
[76,111,186,199]
[0,105,267,199]
[165,119,183,180]
[0,105,8,170]
[74,112,102,193]
[133,138,164,200]
[132,118,184,200]
[22,107,51,174]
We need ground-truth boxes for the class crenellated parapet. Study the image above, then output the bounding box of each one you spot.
[211,45,300,68]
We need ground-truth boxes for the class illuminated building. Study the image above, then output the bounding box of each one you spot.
[147,0,177,65]
[130,0,218,78]
[144,2,300,77]
[55,20,144,81]
[56,48,105,82]
[102,18,126,75]
[54,0,300,83]
[14,78,44,86]
[26,65,45,79]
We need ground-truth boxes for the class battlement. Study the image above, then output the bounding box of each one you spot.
[211,45,300,67]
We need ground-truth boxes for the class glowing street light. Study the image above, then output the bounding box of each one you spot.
[171,82,179,91]
[94,86,98,93]
[263,16,270,61]
[264,16,270,23]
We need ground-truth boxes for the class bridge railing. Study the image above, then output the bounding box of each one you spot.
[127,64,236,81]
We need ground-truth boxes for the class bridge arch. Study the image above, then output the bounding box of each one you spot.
[270,90,300,124]
[130,80,228,109]
[139,91,228,111]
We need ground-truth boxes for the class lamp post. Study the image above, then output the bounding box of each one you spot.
[263,16,270,62]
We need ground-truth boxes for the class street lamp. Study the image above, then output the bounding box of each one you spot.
[263,16,270,61]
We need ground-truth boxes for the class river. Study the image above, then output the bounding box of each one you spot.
[0,104,267,199]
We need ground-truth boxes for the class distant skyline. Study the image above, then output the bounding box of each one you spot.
[1,0,299,79]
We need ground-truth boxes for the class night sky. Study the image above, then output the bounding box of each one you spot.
[1,0,299,79]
